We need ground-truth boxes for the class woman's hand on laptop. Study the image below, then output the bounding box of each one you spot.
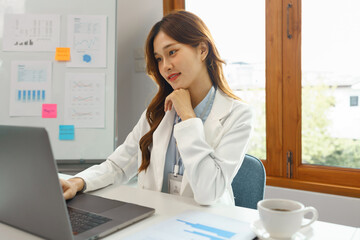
[60,178,85,200]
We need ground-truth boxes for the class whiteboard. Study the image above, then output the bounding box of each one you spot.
[0,0,117,160]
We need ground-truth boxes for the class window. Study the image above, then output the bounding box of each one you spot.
[186,0,266,160]
[164,0,360,197]
[301,0,360,170]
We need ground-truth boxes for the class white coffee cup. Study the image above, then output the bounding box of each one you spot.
[257,199,318,238]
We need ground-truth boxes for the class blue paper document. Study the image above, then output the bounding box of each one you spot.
[124,211,256,240]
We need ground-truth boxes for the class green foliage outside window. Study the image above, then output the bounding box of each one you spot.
[302,85,360,169]
[243,85,360,169]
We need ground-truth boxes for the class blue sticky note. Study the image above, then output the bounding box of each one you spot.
[59,125,75,140]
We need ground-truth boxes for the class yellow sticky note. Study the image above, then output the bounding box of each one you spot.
[55,47,71,61]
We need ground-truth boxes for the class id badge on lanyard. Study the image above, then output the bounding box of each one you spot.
[168,173,183,195]
[168,119,183,195]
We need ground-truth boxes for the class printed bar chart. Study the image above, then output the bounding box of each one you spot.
[178,219,236,240]
[124,211,255,240]
[17,89,46,102]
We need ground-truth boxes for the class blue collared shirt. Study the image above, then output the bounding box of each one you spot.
[161,86,216,193]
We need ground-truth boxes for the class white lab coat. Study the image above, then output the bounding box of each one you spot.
[76,89,253,205]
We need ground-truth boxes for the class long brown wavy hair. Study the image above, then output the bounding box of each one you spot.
[138,10,240,172]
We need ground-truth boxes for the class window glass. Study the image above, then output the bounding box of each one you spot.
[302,0,360,168]
[186,0,266,159]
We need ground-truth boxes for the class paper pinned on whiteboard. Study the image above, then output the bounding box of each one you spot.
[9,61,52,116]
[66,15,107,68]
[2,14,60,52]
[64,72,105,128]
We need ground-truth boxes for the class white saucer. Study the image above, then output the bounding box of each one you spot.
[250,219,312,240]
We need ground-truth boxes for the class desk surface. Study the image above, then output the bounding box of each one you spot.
[1,178,359,240]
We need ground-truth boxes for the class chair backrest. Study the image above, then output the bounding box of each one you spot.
[231,154,266,209]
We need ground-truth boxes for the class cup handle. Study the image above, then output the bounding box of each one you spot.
[301,206,319,229]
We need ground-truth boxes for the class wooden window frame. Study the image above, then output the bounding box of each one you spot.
[164,0,360,198]
[163,0,185,16]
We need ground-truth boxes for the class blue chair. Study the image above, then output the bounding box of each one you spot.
[231,154,266,209]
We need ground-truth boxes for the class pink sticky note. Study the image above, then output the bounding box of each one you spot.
[42,104,57,118]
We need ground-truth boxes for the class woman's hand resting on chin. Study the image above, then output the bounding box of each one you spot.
[164,89,196,121]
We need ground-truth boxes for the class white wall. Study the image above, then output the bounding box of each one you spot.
[116,0,160,144]
[115,1,360,229]
[265,186,360,227]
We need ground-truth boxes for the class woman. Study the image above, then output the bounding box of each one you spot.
[61,10,253,206]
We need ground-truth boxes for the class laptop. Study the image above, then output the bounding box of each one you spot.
[0,125,155,240]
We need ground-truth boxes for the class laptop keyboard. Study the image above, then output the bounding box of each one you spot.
[67,207,111,235]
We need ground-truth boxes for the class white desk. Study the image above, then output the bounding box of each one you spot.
[353,228,360,240]
[0,181,359,240]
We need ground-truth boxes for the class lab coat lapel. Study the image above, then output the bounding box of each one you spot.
[151,109,175,191]
[203,90,234,147]
[181,90,234,196]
